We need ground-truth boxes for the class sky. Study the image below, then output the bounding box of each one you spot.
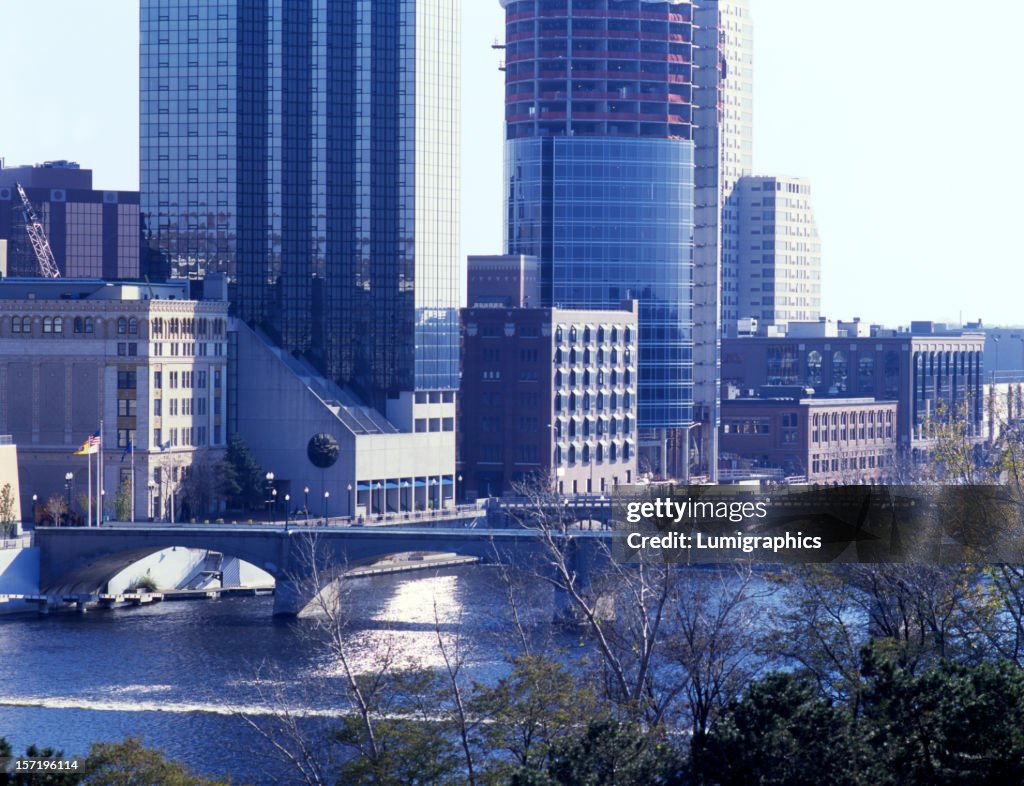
[1,1,1021,327]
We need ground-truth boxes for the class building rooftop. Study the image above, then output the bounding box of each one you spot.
[0,278,223,302]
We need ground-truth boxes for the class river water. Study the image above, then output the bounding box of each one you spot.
[0,566,540,784]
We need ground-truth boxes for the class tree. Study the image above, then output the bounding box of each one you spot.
[180,459,218,518]
[80,737,229,785]
[693,673,864,786]
[858,648,1024,786]
[44,495,68,527]
[0,482,17,538]
[218,433,264,510]
[510,719,688,786]
[114,478,132,522]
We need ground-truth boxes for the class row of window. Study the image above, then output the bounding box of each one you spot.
[555,390,634,413]
[813,425,894,445]
[150,317,226,337]
[413,417,455,433]
[555,368,633,388]
[555,324,634,346]
[153,425,218,448]
[554,440,632,467]
[811,452,893,475]
[153,369,220,390]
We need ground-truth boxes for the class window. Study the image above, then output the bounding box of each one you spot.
[213,370,222,388]
[169,371,179,388]
[153,399,162,417]
[117,429,136,448]
[129,318,139,335]
[153,371,162,389]
[117,371,137,390]
[153,428,162,447]
[807,350,823,386]
[42,317,53,334]
[117,399,138,417]
[117,318,128,335]
[84,318,94,334]
[73,317,83,334]
[832,351,849,394]
[11,317,22,334]
[197,370,207,388]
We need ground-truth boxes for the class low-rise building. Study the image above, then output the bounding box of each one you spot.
[723,320,985,455]
[720,391,898,485]
[0,278,229,520]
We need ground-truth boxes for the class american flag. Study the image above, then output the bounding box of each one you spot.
[88,430,103,448]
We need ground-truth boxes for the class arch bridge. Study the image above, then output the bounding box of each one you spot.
[34,523,612,616]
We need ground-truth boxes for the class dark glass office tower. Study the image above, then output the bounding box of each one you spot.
[501,0,697,473]
[140,0,460,410]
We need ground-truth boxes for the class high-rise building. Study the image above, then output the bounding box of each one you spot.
[140,0,460,414]
[736,176,821,327]
[692,0,753,481]
[0,161,140,279]
[140,0,461,482]
[500,0,698,477]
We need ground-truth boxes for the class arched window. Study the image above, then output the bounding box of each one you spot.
[117,318,127,334]
[597,326,605,344]
[129,318,139,335]
[622,441,631,460]
[53,317,63,334]
[568,445,577,464]
[832,351,848,393]
[43,317,53,334]
[11,317,22,334]
[84,318,94,334]
[807,350,823,386]
[73,317,83,334]
[583,326,592,344]
[858,355,874,393]
[609,442,618,462]
[555,326,563,343]
[569,326,578,343]
[596,443,604,462]
[582,444,591,464]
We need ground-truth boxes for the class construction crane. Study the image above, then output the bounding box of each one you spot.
[15,183,61,278]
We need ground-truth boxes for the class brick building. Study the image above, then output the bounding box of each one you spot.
[720,392,898,484]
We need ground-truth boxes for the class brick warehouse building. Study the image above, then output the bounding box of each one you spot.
[720,392,898,484]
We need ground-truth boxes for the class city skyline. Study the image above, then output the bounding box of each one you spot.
[1,0,1021,326]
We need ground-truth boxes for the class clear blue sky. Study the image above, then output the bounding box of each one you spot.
[1,1,1020,326]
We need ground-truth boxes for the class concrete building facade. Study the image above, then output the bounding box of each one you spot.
[0,161,140,280]
[736,175,821,327]
[0,279,229,521]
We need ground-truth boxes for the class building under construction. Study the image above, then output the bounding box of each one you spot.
[0,160,140,280]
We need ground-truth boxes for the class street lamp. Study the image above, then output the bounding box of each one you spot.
[271,488,278,523]
[375,481,383,518]
[30,494,37,525]
[347,483,353,518]
[323,490,330,524]
[64,472,74,527]
[147,479,156,521]
[100,489,106,525]
[457,474,463,506]
[284,494,290,525]
[303,486,310,519]
[264,470,276,519]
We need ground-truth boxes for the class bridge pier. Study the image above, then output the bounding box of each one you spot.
[272,577,305,617]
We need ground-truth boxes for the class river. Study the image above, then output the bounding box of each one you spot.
[0,565,541,784]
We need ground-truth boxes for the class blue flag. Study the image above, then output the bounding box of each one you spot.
[120,439,134,463]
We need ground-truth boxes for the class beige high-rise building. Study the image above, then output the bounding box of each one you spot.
[737,175,822,327]
[0,278,229,522]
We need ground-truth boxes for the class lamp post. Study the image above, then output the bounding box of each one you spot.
[457,474,463,507]
[100,489,106,525]
[323,490,330,524]
[64,472,74,527]
[271,488,278,523]
[347,483,353,518]
[31,494,37,525]
[265,471,275,519]
[430,477,438,513]
[992,336,1001,383]
[284,493,290,526]
[401,480,410,515]
[303,486,310,520]
[375,481,383,518]
[147,479,156,521]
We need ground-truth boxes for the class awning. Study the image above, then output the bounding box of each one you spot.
[385,480,400,490]
[357,483,371,492]
[441,477,454,486]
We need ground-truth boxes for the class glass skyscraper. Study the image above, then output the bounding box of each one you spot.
[140,0,460,411]
[501,0,697,468]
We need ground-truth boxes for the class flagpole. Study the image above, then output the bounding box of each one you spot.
[87,448,92,529]
[98,419,104,527]
[130,441,136,523]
